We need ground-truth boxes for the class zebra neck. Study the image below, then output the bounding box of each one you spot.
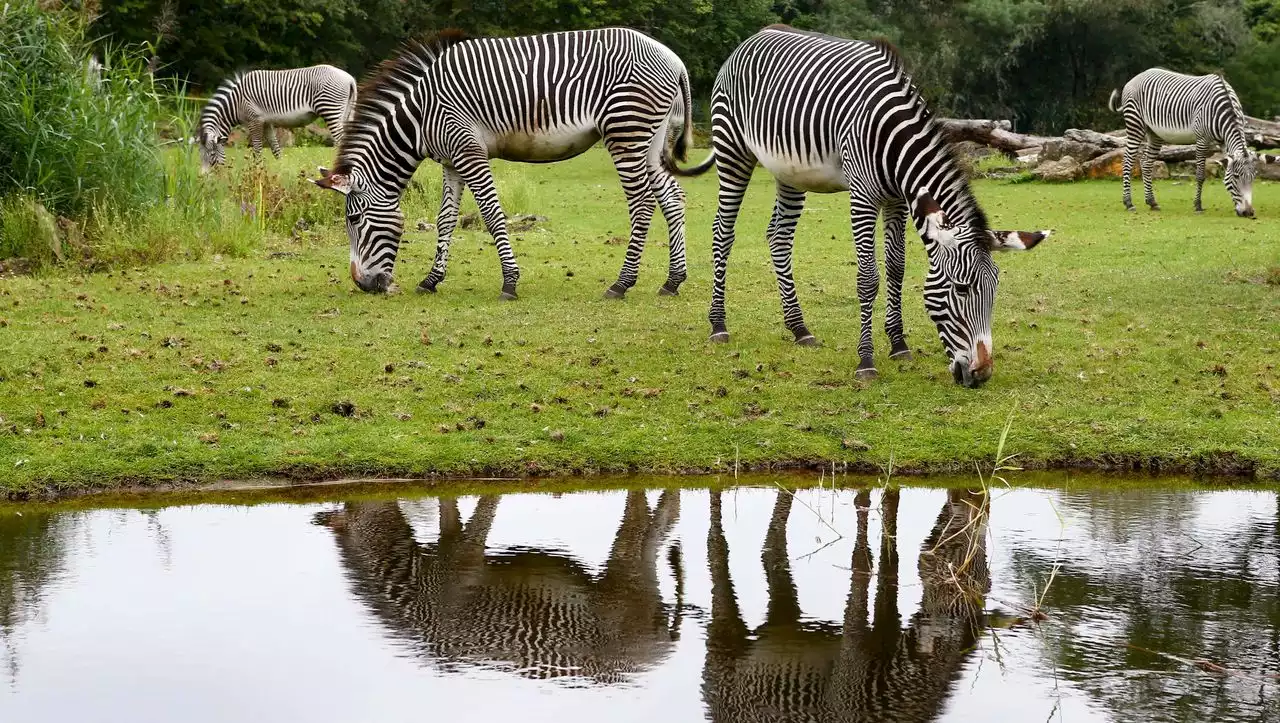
[201,83,241,133]
[1220,124,1250,155]
[872,111,985,235]
[335,81,432,199]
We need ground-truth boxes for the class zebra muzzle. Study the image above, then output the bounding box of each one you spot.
[351,264,392,294]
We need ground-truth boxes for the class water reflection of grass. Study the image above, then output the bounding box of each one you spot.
[2,146,1279,496]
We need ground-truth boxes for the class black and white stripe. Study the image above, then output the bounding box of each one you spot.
[316,491,682,684]
[1110,67,1278,217]
[702,488,988,722]
[670,26,1049,387]
[314,29,696,300]
[198,64,357,172]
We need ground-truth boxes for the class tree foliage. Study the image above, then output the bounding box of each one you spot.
[90,0,1280,132]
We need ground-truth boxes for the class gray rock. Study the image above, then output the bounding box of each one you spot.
[1033,155,1083,182]
[1041,139,1102,162]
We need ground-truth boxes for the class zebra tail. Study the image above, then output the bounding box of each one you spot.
[661,73,715,177]
[1107,88,1119,113]
[674,72,694,162]
[662,149,715,177]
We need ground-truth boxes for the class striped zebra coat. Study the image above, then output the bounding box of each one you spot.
[314,29,696,300]
[315,490,683,683]
[669,26,1049,387]
[1110,68,1277,217]
[198,65,357,172]
[702,488,988,722]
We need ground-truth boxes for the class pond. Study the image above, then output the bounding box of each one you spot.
[1,476,1278,722]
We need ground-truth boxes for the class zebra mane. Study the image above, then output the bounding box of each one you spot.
[937,142,989,232]
[867,38,905,72]
[333,29,471,173]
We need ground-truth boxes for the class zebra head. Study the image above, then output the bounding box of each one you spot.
[913,191,1050,388]
[313,166,403,293]
[198,125,228,174]
[1219,152,1279,218]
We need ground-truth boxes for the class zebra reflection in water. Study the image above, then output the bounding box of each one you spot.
[315,490,682,684]
[703,488,990,722]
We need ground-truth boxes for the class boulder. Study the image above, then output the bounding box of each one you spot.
[1041,139,1105,162]
[1033,155,1082,182]
[1081,149,1169,179]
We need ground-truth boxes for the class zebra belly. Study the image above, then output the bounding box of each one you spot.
[756,151,848,193]
[491,125,601,163]
[1147,123,1196,145]
[260,109,319,128]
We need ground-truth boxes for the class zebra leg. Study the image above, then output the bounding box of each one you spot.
[1142,135,1161,210]
[707,147,756,343]
[267,125,282,159]
[1121,120,1142,212]
[1194,141,1210,213]
[649,169,688,296]
[850,197,881,380]
[418,167,462,293]
[766,182,816,345]
[603,141,658,299]
[454,153,520,300]
[883,199,911,360]
[246,118,265,158]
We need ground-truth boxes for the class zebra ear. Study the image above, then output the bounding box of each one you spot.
[987,229,1051,252]
[313,171,351,195]
[913,190,957,249]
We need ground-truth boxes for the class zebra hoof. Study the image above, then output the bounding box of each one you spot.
[795,335,820,347]
[499,292,518,301]
[603,287,626,300]
[1148,205,1161,212]
[709,331,731,344]
[657,284,679,297]
[889,349,913,361]
[416,281,438,294]
[855,367,879,382]
[1125,206,1136,213]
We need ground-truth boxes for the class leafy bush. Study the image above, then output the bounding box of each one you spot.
[0,0,262,269]
[0,0,161,217]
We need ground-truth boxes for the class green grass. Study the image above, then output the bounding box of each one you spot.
[1,146,1278,496]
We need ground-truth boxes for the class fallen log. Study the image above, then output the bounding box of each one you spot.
[937,119,1054,152]
[1064,128,1123,149]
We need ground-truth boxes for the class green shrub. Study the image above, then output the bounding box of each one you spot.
[0,1,162,218]
[0,0,266,269]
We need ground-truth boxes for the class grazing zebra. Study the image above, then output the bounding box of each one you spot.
[702,487,988,721]
[1110,68,1278,217]
[312,29,695,299]
[315,490,683,683]
[668,26,1048,387]
[198,64,357,173]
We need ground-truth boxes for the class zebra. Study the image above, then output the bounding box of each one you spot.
[314,490,683,684]
[702,487,988,721]
[312,29,696,300]
[198,64,357,173]
[1110,68,1278,217]
[667,26,1049,387]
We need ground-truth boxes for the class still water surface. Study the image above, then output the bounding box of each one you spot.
[1,479,1278,722]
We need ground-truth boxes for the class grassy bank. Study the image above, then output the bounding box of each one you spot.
[2,147,1278,496]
